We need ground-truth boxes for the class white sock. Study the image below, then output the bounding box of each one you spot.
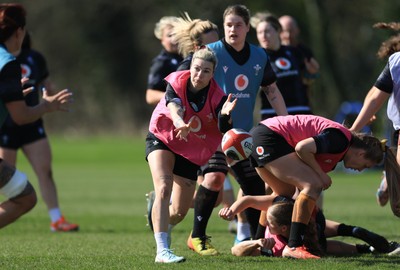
[154,232,169,253]
[236,222,251,241]
[48,208,62,223]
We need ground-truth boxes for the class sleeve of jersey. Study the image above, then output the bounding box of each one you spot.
[0,61,24,103]
[216,96,233,133]
[147,60,167,91]
[261,57,277,86]
[313,128,349,154]
[164,83,179,106]
[374,62,393,94]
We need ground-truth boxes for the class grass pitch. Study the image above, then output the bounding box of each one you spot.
[0,136,399,269]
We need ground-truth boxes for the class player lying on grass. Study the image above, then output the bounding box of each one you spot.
[219,195,400,257]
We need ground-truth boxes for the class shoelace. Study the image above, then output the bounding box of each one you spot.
[161,248,177,259]
[199,236,212,250]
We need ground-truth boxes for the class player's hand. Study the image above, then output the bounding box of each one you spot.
[21,77,34,96]
[174,118,194,142]
[221,94,237,116]
[218,207,235,220]
[304,57,319,74]
[22,87,34,96]
[42,88,73,112]
[259,238,275,249]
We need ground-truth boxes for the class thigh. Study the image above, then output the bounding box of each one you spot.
[0,147,17,165]
[22,138,51,172]
[265,153,322,192]
[147,149,175,193]
[255,166,295,198]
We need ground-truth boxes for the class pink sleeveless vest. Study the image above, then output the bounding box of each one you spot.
[149,70,226,166]
[261,115,352,172]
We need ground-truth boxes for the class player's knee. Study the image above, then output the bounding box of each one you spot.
[302,180,323,194]
[203,172,225,190]
[157,184,172,201]
[170,210,187,224]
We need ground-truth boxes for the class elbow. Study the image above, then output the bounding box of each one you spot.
[145,96,155,105]
[294,144,303,154]
[231,246,242,256]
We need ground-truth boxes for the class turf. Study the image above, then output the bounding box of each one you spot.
[0,136,399,269]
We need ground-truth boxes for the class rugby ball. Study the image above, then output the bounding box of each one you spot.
[221,128,253,161]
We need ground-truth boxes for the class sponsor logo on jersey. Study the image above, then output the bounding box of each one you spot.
[256,146,264,155]
[235,74,249,91]
[275,57,291,70]
[21,64,31,78]
[189,115,202,133]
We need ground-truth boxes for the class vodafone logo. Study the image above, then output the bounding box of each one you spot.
[235,74,249,91]
[256,146,264,155]
[188,115,202,133]
[275,57,291,70]
[21,64,31,78]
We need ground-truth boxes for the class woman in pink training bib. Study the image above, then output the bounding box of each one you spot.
[145,47,237,263]
[249,114,384,259]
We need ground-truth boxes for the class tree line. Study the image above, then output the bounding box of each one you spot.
[15,0,400,136]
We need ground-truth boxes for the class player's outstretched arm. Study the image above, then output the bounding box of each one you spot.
[6,88,73,125]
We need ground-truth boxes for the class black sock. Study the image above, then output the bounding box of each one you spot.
[231,159,265,237]
[192,185,219,238]
[339,224,389,252]
[352,226,389,253]
[243,208,261,239]
[288,222,307,248]
[356,244,372,254]
[337,223,354,236]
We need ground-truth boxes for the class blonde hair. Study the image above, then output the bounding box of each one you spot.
[373,22,400,59]
[173,14,218,57]
[191,47,217,69]
[154,16,179,40]
[250,12,281,32]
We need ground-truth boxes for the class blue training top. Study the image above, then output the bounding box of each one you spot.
[208,40,267,131]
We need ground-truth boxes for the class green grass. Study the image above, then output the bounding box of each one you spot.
[1,136,399,269]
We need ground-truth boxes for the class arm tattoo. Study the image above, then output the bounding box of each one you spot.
[177,107,185,118]
[262,86,277,102]
[170,102,185,118]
